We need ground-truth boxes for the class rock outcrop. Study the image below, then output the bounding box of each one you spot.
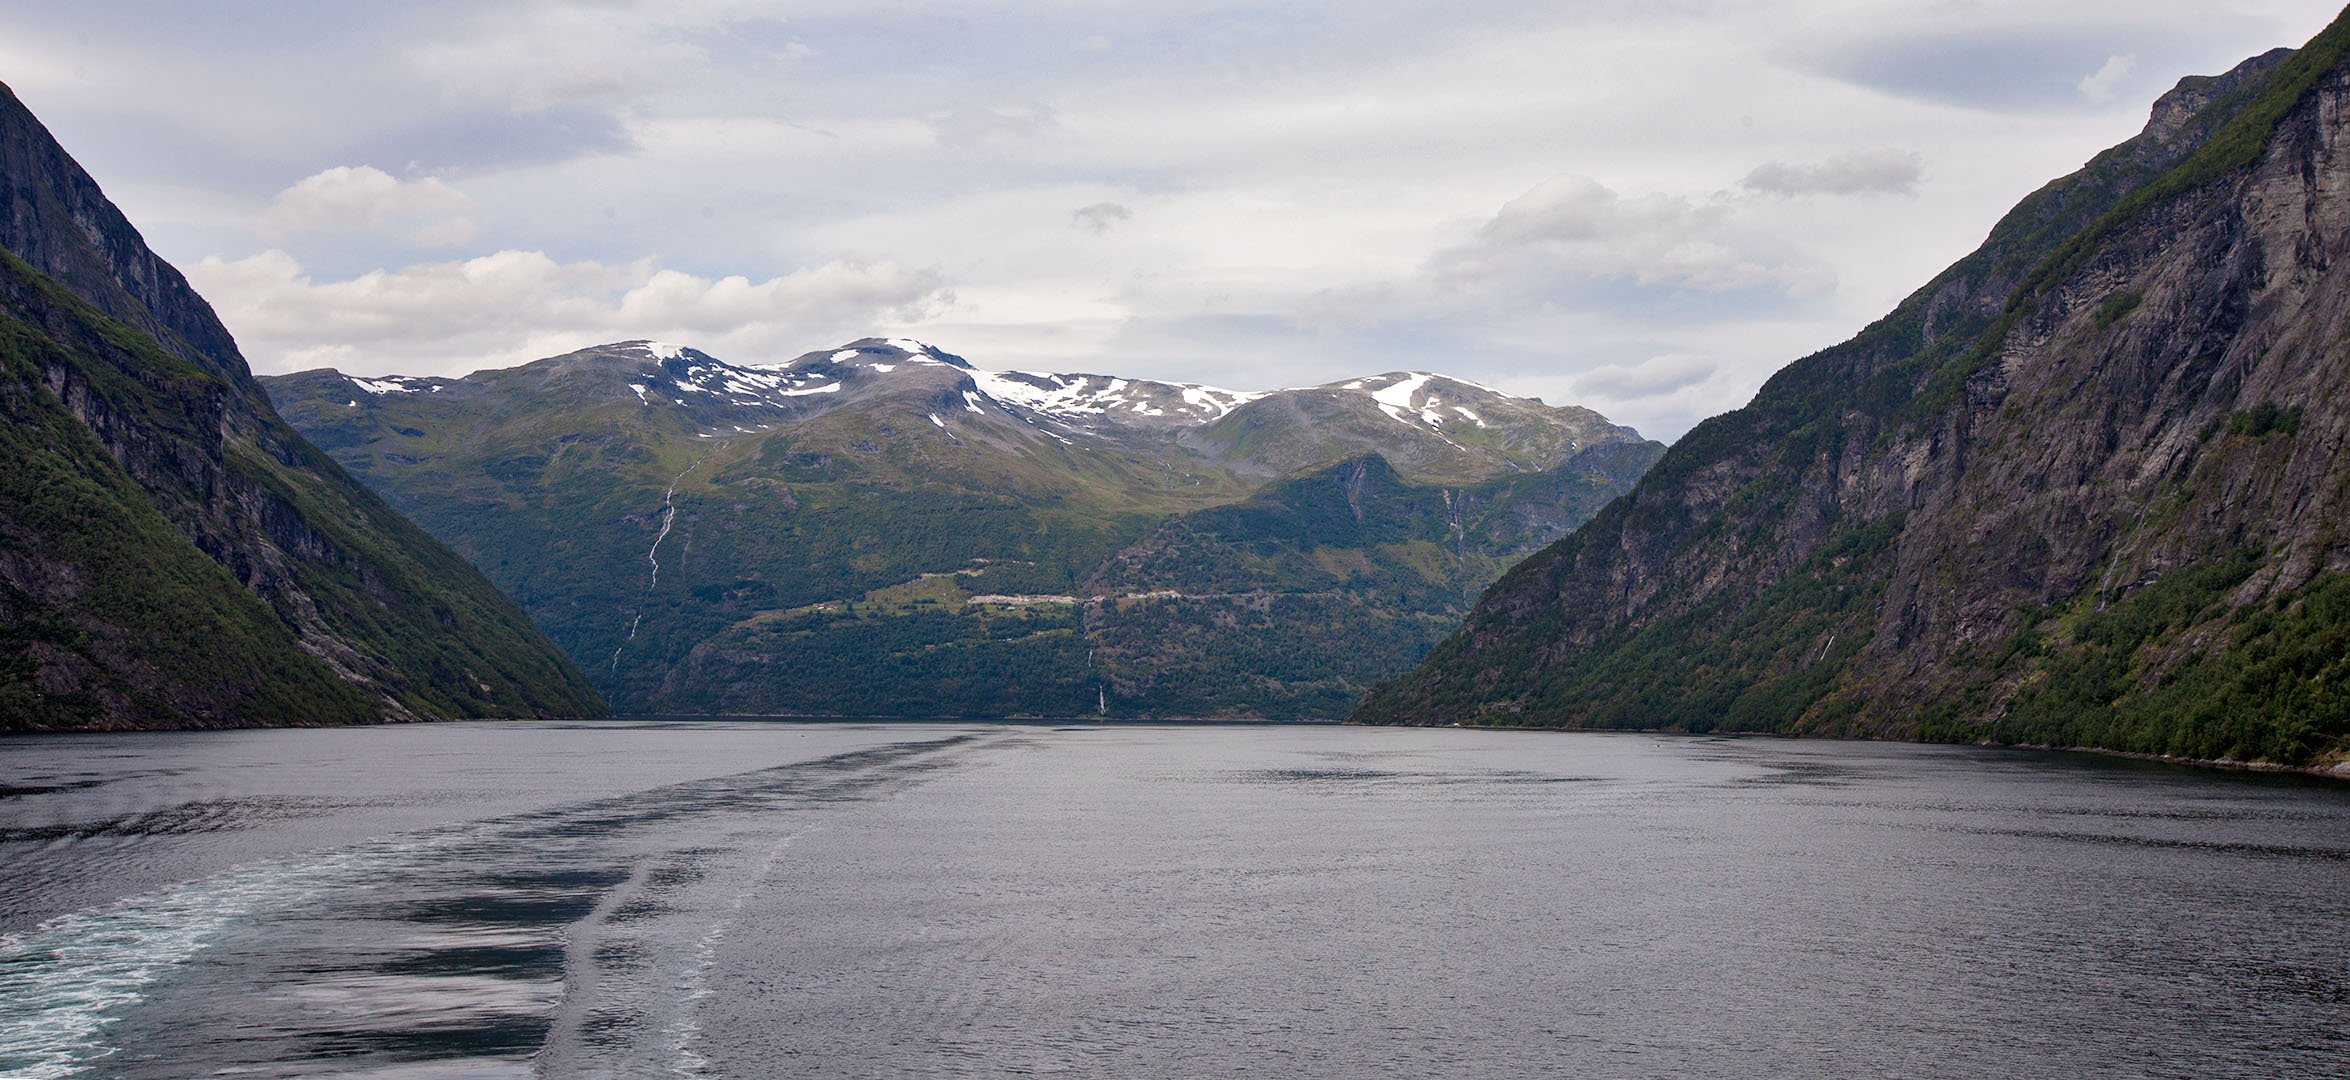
[1358,16,2350,768]
[0,80,606,728]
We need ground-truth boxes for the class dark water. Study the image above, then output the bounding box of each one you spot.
[1,723,2346,1078]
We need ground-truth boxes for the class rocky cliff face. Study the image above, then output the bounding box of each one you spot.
[1359,17,2350,768]
[0,80,606,728]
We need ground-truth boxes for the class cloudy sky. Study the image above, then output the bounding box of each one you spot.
[2,1,2335,440]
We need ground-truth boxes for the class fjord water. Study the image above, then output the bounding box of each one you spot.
[0,724,2344,1079]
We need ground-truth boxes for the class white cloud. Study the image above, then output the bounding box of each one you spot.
[401,3,728,112]
[926,103,1060,147]
[1294,284,1398,335]
[13,0,2332,444]
[1070,202,1133,234]
[614,263,954,333]
[1515,344,1777,443]
[187,249,953,376]
[404,216,480,247]
[1478,175,1700,246]
[260,166,475,246]
[1430,174,1835,297]
[1573,354,1719,400]
[1741,150,1924,197]
[2078,53,2139,103]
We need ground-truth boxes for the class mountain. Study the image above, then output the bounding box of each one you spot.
[1358,17,2350,769]
[262,339,1660,718]
[0,80,606,729]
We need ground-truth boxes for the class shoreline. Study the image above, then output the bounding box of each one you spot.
[12,714,2345,780]
[1353,721,2350,781]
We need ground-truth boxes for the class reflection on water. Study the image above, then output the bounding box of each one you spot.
[1,723,2346,1079]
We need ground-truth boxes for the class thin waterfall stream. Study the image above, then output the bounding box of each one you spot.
[610,455,709,671]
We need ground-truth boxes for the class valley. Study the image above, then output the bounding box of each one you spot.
[9,6,2350,1078]
[262,339,1660,718]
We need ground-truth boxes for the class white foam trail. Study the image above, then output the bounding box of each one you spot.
[665,832,802,1076]
[0,843,422,1078]
[0,735,979,1079]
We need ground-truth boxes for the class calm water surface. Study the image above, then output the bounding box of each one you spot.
[0,721,2345,1078]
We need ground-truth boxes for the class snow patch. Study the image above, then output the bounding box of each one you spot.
[1180,385,1265,414]
[702,367,789,395]
[887,337,930,355]
[633,341,690,361]
[348,376,418,395]
[1368,372,1439,427]
[628,384,650,402]
[928,413,947,429]
[653,358,851,406]
[1369,372,1434,411]
[830,349,863,364]
[967,369,1262,423]
[962,391,986,414]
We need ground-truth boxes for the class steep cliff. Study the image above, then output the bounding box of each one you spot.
[0,80,606,728]
[1359,15,2350,768]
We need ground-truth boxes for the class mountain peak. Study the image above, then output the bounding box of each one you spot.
[1321,371,1513,430]
[547,339,1576,439]
[613,339,699,363]
[276,334,1649,485]
[968,368,1264,427]
[2139,47,2294,147]
[1357,25,2350,766]
[259,329,1663,721]
[798,337,973,370]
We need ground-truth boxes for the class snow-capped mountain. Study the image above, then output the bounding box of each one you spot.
[311,336,1629,470]
[300,336,1634,485]
[260,336,1661,721]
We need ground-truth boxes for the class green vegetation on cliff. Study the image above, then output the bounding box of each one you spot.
[265,344,1660,719]
[0,81,606,729]
[1358,16,2350,768]
[0,259,377,727]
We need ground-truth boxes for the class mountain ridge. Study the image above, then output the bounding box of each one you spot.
[263,337,1661,719]
[1356,15,2350,769]
[0,78,607,729]
[281,336,1636,481]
